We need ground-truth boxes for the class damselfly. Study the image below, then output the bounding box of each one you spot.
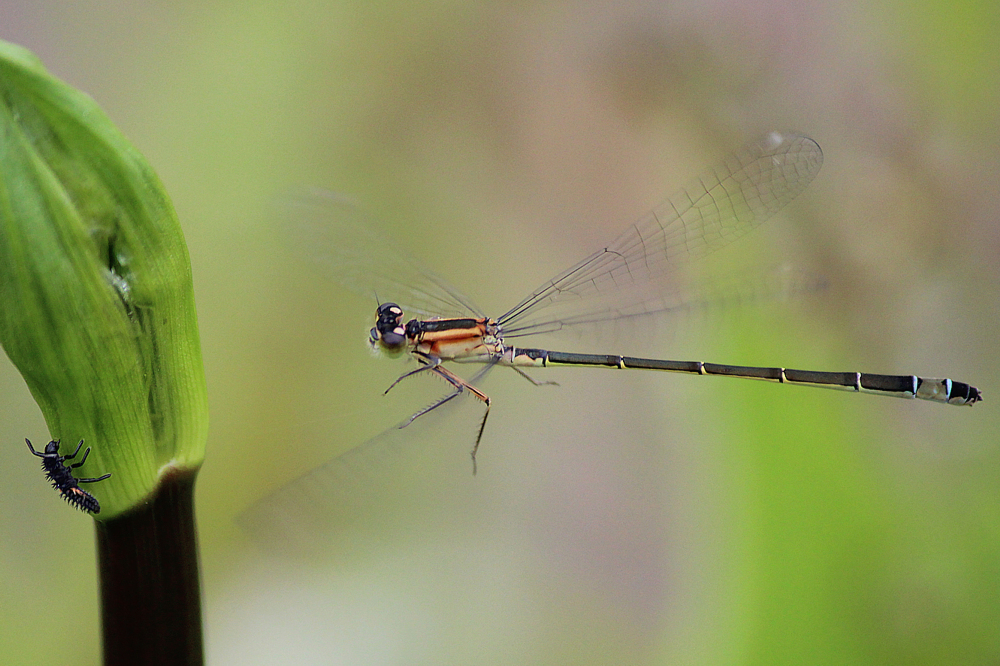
[298,131,981,472]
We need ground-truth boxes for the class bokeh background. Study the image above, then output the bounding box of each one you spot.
[1,1,998,664]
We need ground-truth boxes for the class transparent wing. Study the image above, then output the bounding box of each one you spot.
[287,190,485,319]
[502,265,827,340]
[238,397,487,560]
[498,132,823,337]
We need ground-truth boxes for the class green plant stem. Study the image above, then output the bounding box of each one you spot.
[96,469,203,666]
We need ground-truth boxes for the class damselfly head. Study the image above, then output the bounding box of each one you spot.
[371,302,407,353]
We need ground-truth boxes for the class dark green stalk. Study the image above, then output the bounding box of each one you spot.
[97,471,202,666]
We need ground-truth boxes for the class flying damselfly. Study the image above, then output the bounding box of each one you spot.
[297,131,981,473]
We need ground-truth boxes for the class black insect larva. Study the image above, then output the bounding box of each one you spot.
[26,439,112,514]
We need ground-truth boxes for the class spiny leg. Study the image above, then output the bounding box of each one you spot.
[383,353,440,395]
[469,405,490,476]
[400,364,491,425]
[460,361,508,474]
[431,365,491,475]
[396,363,492,474]
[401,385,463,427]
[509,365,558,387]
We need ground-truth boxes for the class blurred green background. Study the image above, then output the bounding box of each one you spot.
[1,1,997,664]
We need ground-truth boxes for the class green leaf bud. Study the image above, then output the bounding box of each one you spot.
[0,40,208,518]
